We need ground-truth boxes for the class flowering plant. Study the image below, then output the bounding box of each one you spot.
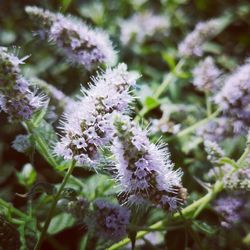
[0,1,250,250]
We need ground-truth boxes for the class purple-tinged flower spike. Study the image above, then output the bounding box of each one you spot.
[111,115,186,211]
[120,12,169,46]
[214,193,248,228]
[25,6,116,70]
[196,117,233,142]
[86,200,130,242]
[0,47,45,121]
[192,57,221,92]
[12,134,31,153]
[224,167,250,191]
[215,62,250,134]
[204,140,225,165]
[54,63,139,167]
[178,18,227,57]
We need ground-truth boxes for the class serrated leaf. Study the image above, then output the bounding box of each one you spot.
[47,213,75,235]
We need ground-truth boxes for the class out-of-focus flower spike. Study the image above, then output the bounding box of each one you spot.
[215,61,250,135]
[120,11,169,46]
[192,57,221,92]
[25,6,116,70]
[204,140,225,165]
[85,200,130,242]
[178,16,232,58]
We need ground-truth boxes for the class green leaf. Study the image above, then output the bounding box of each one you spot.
[144,96,159,111]
[28,119,58,168]
[192,220,217,236]
[243,233,250,245]
[203,42,222,54]
[31,108,47,128]
[83,174,117,200]
[61,0,72,13]
[47,213,75,235]
[162,52,176,70]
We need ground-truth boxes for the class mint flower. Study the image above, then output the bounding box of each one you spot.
[86,200,130,242]
[120,12,169,45]
[214,194,246,228]
[196,117,232,142]
[192,57,221,92]
[179,19,224,57]
[204,140,225,165]
[12,134,31,153]
[54,64,139,167]
[25,6,116,70]
[111,115,186,211]
[0,47,45,121]
[215,61,250,134]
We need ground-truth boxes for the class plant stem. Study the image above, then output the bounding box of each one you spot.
[34,161,76,250]
[243,232,250,245]
[166,108,221,142]
[109,144,248,250]
[205,91,212,116]
[237,145,250,167]
[25,121,58,168]
[0,198,29,220]
[107,180,223,250]
[135,59,185,121]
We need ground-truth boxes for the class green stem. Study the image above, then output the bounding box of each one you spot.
[108,180,223,250]
[166,109,221,142]
[34,161,76,250]
[109,144,248,250]
[237,145,250,167]
[205,91,212,116]
[0,198,29,220]
[25,121,58,168]
[24,120,84,188]
[135,59,185,121]
[243,232,250,245]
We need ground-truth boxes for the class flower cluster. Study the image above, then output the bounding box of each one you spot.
[192,57,221,92]
[224,167,250,190]
[54,63,139,167]
[215,62,250,134]
[111,115,186,211]
[214,194,247,228]
[178,19,224,57]
[120,12,169,46]
[0,47,44,121]
[12,134,31,153]
[196,117,232,142]
[87,200,130,242]
[204,140,225,165]
[25,6,116,70]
